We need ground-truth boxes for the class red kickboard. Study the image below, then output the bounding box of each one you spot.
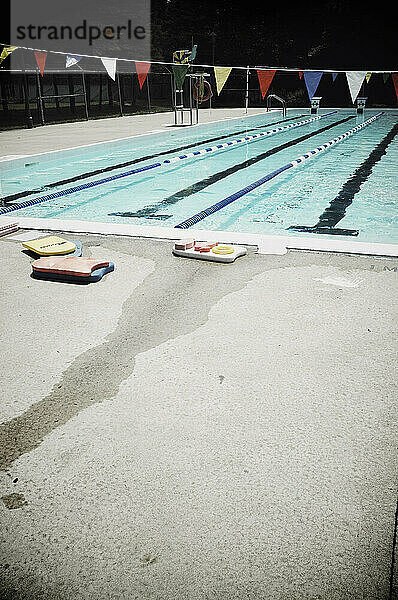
[32,256,110,277]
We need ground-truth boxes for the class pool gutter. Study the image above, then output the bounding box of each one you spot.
[2,215,398,258]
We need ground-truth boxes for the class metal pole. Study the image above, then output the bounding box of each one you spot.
[116,72,123,117]
[146,73,151,113]
[245,66,249,114]
[35,68,45,125]
[79,67,89,120]
[170,72,174,112]
[19,50,33,128]
[53,75,60,110]
[99,73,103,108]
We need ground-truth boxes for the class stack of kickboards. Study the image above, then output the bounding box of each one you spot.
[22,235,114,284]
[0,221,19,237]
[172,238,247,263]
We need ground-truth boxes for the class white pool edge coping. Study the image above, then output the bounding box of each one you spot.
[2,216,398,258]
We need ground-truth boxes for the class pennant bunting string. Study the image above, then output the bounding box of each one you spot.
[346,71,367,103]
[66,55,82,68]
[257,69,276,99]
[0,46,18,65]
[172,64,189,90]
[135,61,151,89]
[34,51,47,76]
[303,71,323,100]
[214,67,232,95]
[101,57,117,81]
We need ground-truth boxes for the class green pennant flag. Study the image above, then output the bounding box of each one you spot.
[172,64,189,90]
[383,73,390,84]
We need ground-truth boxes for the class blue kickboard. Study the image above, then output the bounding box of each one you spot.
[32,261,115,284]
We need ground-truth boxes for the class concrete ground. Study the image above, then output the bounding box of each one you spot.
[0,231,397,600]
[0,108,265,159]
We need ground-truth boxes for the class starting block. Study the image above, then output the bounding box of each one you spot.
[173,239,247,263]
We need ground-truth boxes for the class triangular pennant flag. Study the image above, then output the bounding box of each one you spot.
[303,71,323,100]
[257,69,276,99]
[135,61,151,89]
[298,71,303,79]
[214,67,232,95]
[383,73,390,84]
[189,44,197,62]
[365,72,372,83]
[332,73,338,82]
[346,71,367,103]
[101,57,117,81]
[172,64,189,90]
[0,46,18,65]
[66,55,82,68]
[392,74,398,103]
[34,51,47,77]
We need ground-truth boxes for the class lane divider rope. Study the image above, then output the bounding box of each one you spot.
[0,111,337,215]
[175,112,384,229]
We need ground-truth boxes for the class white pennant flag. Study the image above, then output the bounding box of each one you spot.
[101,57,117,81]
[346,71,367,103]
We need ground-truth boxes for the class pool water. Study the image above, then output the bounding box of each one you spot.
[2,109,398,244]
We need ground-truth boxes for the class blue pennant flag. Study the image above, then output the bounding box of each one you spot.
[332,73,338,82]
[303,71,323,100]
[66,55,83,68]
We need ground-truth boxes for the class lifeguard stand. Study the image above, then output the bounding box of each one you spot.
[173,47,210,126]
[173,72,199,126]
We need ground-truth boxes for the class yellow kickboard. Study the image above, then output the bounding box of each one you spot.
[22,236,76,256]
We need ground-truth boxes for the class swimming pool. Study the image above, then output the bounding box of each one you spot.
[1,108,398,246]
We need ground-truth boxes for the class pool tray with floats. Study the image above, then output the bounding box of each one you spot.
[173,239,247,263]
[31,256,114,284]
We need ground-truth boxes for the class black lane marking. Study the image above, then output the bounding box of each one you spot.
[288,121,398,236]
[2,114,306,205]
[111,115,354,219]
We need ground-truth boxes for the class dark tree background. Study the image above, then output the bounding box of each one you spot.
[151,0,398,70]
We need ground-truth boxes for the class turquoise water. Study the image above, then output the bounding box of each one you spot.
[2,109,398,244]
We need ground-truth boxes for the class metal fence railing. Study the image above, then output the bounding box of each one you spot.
[1,64,397,130]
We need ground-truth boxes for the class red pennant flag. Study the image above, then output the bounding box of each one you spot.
[298,71,303,79]
[392,74,398,103]
[34,51,47,77]
[257,69,276,99]
[135,61,151,89]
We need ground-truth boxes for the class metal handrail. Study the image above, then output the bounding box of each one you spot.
[266,94,286,117]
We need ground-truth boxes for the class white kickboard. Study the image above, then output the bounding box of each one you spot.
[173,241,247,263]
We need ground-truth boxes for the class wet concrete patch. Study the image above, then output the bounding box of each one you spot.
[1,492,27,510]
[0,237,269,471]
[0,238,396,477]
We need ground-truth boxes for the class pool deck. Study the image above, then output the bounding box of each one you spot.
[0,110,397,599]
[0,108,266,159]
[0,229,397,600]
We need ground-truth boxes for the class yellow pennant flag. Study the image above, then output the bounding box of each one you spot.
[0,46,18,65]
[365,72,372,83]
[214,67,232,95]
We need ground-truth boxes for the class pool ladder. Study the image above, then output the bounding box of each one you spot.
[266,94,287,117]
